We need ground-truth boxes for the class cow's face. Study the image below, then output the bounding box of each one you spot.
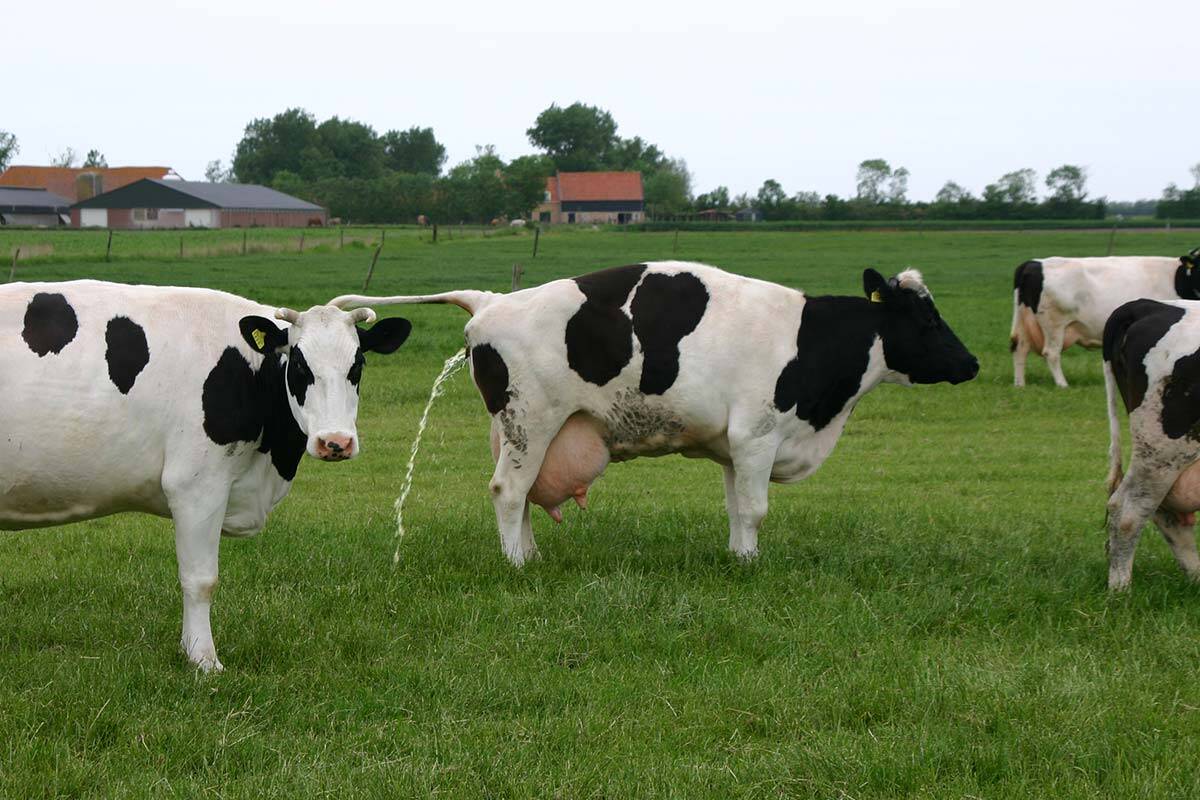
[239,306,411,461]
[864,268,978,385]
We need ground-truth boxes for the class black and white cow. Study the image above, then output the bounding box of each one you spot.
[0,280,411,670]
[1103,297,1200,590]
[1011,248,1200,388]
[333,261,978,566]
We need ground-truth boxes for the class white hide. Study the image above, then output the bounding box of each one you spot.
[0,280,373,671]
[1012,256,1182,388]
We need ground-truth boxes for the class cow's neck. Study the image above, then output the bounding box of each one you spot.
[254,353,307,481]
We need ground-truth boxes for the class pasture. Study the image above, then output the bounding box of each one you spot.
[3,227,1200,798]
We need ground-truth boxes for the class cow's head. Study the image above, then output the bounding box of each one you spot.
[864,268,979,385]
[238,305,411,461]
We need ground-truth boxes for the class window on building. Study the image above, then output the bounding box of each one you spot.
[543,190,551,202]
[147,208,159,220]
[567,212,575,223]
[539,212,550,223]
[133,208,145,221]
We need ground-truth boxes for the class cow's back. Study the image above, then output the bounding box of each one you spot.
[1040,256,1180,338]
[0,281,272,527]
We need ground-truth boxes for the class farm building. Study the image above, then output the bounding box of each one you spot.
[0,165,178,203]
[535,171,644,225]
[70,179,327,229]
[0,187,71,226]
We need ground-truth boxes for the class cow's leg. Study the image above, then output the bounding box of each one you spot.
[726,443,775,559]
[169,496,228,671]
[1041,322,1069,388]
[1152,510,1200,580]
[490,410,568,567]
[722,464,742,551]
[1012,332,1030,388]
[1107,464,1179,591]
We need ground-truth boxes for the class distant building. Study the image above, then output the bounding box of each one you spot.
[535,171,644,225]
[735,207,763,222]
[0,165,178,203]
[0,187,71,226]
[71,179,326,229]
[694,208,734,222]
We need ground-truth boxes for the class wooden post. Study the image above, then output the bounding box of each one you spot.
[242,230,247,255]
[432,224,438,244]
[1106,223,1118,256]
[363,245,383,291]
[673,229,679,255]
[10,248,19,282]
[105,230,113,262]
[299,232,305,253]
[381,229,386,246]
[511,262,523,291]
[339,227,345,250]
[532,226,540,258]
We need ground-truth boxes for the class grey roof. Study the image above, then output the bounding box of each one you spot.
[0,187,72,212]
[152,180,323,211]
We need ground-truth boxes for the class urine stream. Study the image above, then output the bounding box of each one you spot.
[393,347,469,563]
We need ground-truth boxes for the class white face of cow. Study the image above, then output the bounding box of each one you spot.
[238,305,412,462]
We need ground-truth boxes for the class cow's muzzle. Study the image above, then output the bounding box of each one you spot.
[313,432,357,461]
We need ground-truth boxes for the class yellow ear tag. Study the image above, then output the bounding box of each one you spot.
[252,329,266,350]
[870,290,883,303]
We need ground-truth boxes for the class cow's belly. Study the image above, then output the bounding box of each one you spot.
[0,472,169,529]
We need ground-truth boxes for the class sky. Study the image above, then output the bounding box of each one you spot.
[5,0,1198,202]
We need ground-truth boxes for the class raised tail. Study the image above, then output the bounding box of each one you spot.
[329,290,499,316]
[1103,359,1124,495]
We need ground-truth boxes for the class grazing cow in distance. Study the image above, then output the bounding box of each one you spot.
[332,261,979,566]
[1103,297,1200,590]
[0,280,412,670]
[1011,248,1200,387]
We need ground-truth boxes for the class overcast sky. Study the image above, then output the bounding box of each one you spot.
[7,0,1198,201]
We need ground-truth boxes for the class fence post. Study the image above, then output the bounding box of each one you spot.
[179,236,184,259]
[339,227,345,250]
[10,248,19,282]
[381,229,386,246]
[105,230,113,262]
[511,262,523,291]
[532,226,540,258]
[433,224,438,244]
[363,245,383,291]
[242,230,247,255]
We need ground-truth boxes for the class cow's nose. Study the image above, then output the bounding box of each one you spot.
[315,433,356,461]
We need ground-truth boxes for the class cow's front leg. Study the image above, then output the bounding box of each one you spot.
[1153,510,1200,581]
[169,496,227,672]
[726,444,775,559]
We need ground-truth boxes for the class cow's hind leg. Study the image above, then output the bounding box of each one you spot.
[1152,510,1200,581]
[490,409,569,567]
[1041,319,1070,388]
[168,494,228,672]
[1107,462,1182,591]
[1012,330,1030,387]
[725,441,776,559]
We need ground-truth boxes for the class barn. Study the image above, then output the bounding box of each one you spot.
[70,179,327,229]
[0,165,177,202]
[0,187,71,227]
[535,171,645,225]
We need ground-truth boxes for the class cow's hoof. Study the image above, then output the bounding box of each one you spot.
[182,643,224,673]
[730,548,760,562]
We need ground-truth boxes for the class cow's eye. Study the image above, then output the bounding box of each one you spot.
[348,351,365,385]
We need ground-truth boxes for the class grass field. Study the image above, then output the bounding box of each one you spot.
[3,227,1200,797]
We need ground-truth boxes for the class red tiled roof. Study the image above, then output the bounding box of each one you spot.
[0,166,175,202]
[554,171,644,202]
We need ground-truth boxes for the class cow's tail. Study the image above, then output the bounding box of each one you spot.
[1103,358,1125,496]
[329,290,499,317]
[1011,261,1045,354]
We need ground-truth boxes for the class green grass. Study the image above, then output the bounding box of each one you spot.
[3,227,1200,797]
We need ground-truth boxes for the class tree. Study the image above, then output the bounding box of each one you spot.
[205,159,232,183]
[643,158,692,217]
[526,102,619,172]
[792,191,822,206]
[315,117,384,180]
[855,159,892,202]
[233,108,323,183]
[756,179,793,220]
[382,126,446,175]
[1163,182,1183,202]
[608,135,666,174]
[1046,164,1088,202]
[935,180,971,203]
[984,168,1038,204]
[1191,162,1200,189]
[0,131,19,171]
[502,154,555,219]
[82,149,107,168]
[51,147,78,168]
[695,186,731,209]
[886,167,909,203]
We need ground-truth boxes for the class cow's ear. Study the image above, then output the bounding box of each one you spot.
[358,317,412,354]
[239,315,288,354]
[863,268,891,304]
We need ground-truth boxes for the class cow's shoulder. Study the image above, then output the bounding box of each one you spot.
[1105,299,1187,412]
